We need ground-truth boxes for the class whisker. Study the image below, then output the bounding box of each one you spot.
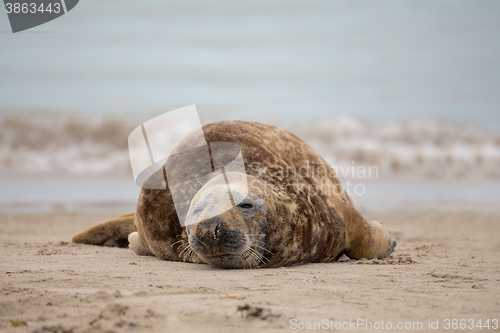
[249,253,259,267]
[243,250,255,267]
[244,248,262,268]
[183,247,195,262]
[249,247,268,264]
[245,233,266,238]
[171,239,186,248]
[189,250,199,263]
[252,243,273,255]
[179,244,192,258]
[236,237,273,264]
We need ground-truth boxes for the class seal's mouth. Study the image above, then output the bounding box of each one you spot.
[184,191,271,268]
[187,220,268,269]
[196,247,266,269]
[202,252,252,268]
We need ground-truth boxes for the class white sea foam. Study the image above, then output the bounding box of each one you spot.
[278,117,499,179]
[0,115,498,179]
[0,116,134,177]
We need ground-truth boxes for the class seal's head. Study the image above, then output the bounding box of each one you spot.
[186,172,290,269]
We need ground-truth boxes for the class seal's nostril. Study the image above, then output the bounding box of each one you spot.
[214,222,223,241]
[193,220,227,248]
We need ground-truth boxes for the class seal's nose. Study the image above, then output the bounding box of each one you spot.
[195,219,227,248]
[194,217,246,254]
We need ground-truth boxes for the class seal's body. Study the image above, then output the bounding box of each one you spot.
[72,121,396,268]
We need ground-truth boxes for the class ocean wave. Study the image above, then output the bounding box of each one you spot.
[286,117,500,179]
[1,115,499,179]
[0,116,134,177]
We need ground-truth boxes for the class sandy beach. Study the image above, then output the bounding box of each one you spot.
[1,210,499,333]
[2,1,500,332]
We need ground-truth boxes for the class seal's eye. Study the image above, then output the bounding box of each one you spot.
[239,203,253,209]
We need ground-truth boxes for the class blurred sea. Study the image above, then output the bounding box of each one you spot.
[1,1,499,128]
[0,0,499,212]
[0,115,499,213]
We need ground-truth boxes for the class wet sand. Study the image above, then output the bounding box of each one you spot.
[1,211,499,332]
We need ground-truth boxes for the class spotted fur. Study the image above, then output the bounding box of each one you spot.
[73,121,396,268]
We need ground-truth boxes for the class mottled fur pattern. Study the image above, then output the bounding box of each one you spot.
[72,121,396,268]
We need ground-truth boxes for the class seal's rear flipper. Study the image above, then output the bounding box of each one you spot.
[71,212,137,248]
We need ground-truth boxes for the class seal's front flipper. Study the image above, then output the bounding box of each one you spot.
[72,212,137,248]
[345,219,397,260]
[128,232,154,256]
